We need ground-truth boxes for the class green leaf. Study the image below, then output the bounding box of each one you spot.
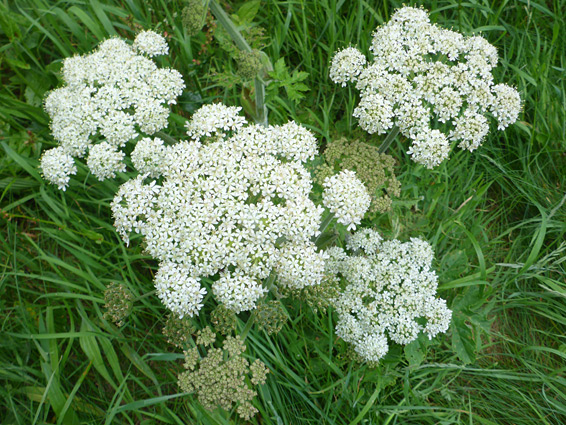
[267,58,310,103]
[404,336,426,367]
[451,314,475,364]
[236,0,260,24]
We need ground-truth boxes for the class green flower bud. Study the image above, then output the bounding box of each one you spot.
[182,0,208,36]
[254,300,287,335]
[162,313,195,347]
[103,282,133,327]
[236,49,262,80]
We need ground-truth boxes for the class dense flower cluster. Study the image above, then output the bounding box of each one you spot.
[328,229,452,362]
[40,31,184,189]
[178,331,268,420]
[38,147,77,191]
[112,104,327,316]
[316,138,401,213]
[329,6,521,168]
[329,47,367,87]
[322,170,371,230]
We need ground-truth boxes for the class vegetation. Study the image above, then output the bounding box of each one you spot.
[1,0,565,423]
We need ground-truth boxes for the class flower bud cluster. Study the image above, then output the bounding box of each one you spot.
[177,332,268,420]
[40,31,184,189]
[329,6,521,169]
[102,282,134,327]
[254,300,288,335]
[111,104,328,317]
[162,313,196,348]
[317,138,401,213]
[328,229,452,362]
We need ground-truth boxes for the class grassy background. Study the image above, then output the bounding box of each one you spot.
[1,0,566,423]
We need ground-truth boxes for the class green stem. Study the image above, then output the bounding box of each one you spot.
[155,131,178,145]
[319,212,335,234]
[240,271,277,341]
[209,0,251,52]
[314,212,335,244]
[209,0,268,126]
[134,289,157,302]
[378,126,400,153]
[253,77,267,126]
[240,312,256,341]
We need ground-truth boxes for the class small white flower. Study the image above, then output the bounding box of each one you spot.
[131,137,166,177]
[155,262,206,318]
[330,232,451,363]
[329,47,367,87]
[40,147,77,191]
[133,30,169,57]
[112,104,326,314]
[41,31,185,189]
[213,270,267,313]
[86,142,126,180]
[353,92,395,135]
[331,6,521,167]
[185,103,247,141]
[491,84,521,130]
[407,129,451,169]
[275,241,328,289]
[323,170,371,231]
[450,108,489,151]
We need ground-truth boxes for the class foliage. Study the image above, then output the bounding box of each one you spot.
[1,0,566,424]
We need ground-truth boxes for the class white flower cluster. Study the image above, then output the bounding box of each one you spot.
[86,142,126,180]
[329,47,367,87]
[38,147,77,191]
[328,229,452,362]
[185,103,246,140]
[132,30,169,57]
[329,6,521,169]
[155,262,206,318]
[40,31,184,189]
[111,104,327,316]
[131,137,166,177]
[322,170,371,231]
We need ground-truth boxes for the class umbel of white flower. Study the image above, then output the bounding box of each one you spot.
[39,31,185,190]
[322,170,371,231]
[112,103,328,317]
[329,6,521,169]
[327,229,452,363]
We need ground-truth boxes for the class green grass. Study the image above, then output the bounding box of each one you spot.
[1,0,566,423]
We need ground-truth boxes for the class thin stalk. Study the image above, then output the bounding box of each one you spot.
[209,0,268,126]
[253,77,267,126]
[314,213,335,244]
[240,271,277,340]
[378,126,400,153]
[239,313,255,341]
[134,289,157,302]
[155,131,178,145]
[209,0,251,52]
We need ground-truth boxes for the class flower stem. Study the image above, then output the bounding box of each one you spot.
[209,0,268,126]
[240,312,256,341]
[319,212,335,234]
[134,289,157,302]
[378,126,400,153]
[314,212,335,245]
[155,131,178,145]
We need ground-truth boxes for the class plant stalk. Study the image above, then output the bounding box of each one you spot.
[209,0,268,126]
[378,126,400,153]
